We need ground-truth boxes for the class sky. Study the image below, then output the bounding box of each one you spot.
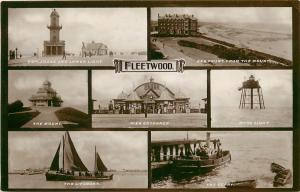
[9,131,147,171]
[8,70,88,113]
[151,7,292,25]
[92,70,207,108]
[211,70,292,108]
[151,131,292,143]
[8,8,147,56]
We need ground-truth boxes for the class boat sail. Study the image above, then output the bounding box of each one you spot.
[45,131,113,181]
[49,142,60,171]
[95,146,108,173]
[64,131,88,172]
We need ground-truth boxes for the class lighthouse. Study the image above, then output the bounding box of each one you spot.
[238,75,265,109]
[43,9,65,56]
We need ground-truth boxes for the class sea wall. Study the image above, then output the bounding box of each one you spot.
[177,39,292,67]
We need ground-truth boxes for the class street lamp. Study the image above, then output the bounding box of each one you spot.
[15,48,18,59]
[144,100,148,118]
[144,96,154,118]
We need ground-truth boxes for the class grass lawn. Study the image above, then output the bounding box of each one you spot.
[55,107,90,128]
[8,110,40,129]
[92,113,207,128]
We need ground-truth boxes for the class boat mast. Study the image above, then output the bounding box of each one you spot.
[94,145,96,173]
[62,135,65,171]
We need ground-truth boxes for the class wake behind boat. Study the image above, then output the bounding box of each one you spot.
[45,131,113,181]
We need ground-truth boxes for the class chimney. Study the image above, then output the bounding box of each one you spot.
[206,132,210,148]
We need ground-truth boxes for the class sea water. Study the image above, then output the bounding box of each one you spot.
[152,132,292,188]
[211,106,292,128]
[9,171,148,189]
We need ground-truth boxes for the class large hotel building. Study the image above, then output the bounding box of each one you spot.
[157,14,198,36]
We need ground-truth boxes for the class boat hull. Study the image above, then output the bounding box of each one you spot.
[173,151,231,173]
[151,161,173,179]
[45,171,113,181]
[271,162,286,173]
[225,179,256,188]
[273,169,292,187]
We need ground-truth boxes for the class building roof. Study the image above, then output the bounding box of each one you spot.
[114,78,190,102]
[43,80,51,86]
[117,91,128,100]
[50,9,59,17]
[82,41,108,50]
[241,75,261,89]
[158,14,197,20]
[175,89,188,99]
[29,95,63,102]
[29,80,63,102]
[36,80,56,94]
[141,87,160,98]
[155,88,175,101]
[134,78,175,99]
[126,91,141,101]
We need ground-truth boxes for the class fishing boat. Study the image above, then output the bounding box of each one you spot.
[273,169,292,187]
[225,179,256,188]
[270,162,292,187]
[271,162,286,173]
[173,151,231,173]
[173,133,231,173]
[45,131,113,181]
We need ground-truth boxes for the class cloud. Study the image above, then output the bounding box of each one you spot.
[9,131,147,171]
[211,70,292,108]
[92,70,207,107]
[9,8,147,56]
[8,70,88,112]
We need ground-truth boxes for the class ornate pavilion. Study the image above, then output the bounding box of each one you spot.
[29,80,63,107]
[113,77,190,114]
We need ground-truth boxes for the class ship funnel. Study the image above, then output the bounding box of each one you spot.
[206,132,210,148]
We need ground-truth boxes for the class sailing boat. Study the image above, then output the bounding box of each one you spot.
[45,131,113,181]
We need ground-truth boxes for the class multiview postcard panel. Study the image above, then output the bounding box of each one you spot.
[8,131,148,189]
[151,131,293,189]
[92,70,207,128]
[8,70,88,129]
[8,8,147,66]
[211,70,293,128]
[150,7,292,67]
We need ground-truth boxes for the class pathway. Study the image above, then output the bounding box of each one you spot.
[22,107,63,128]
[153,40,196,65]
